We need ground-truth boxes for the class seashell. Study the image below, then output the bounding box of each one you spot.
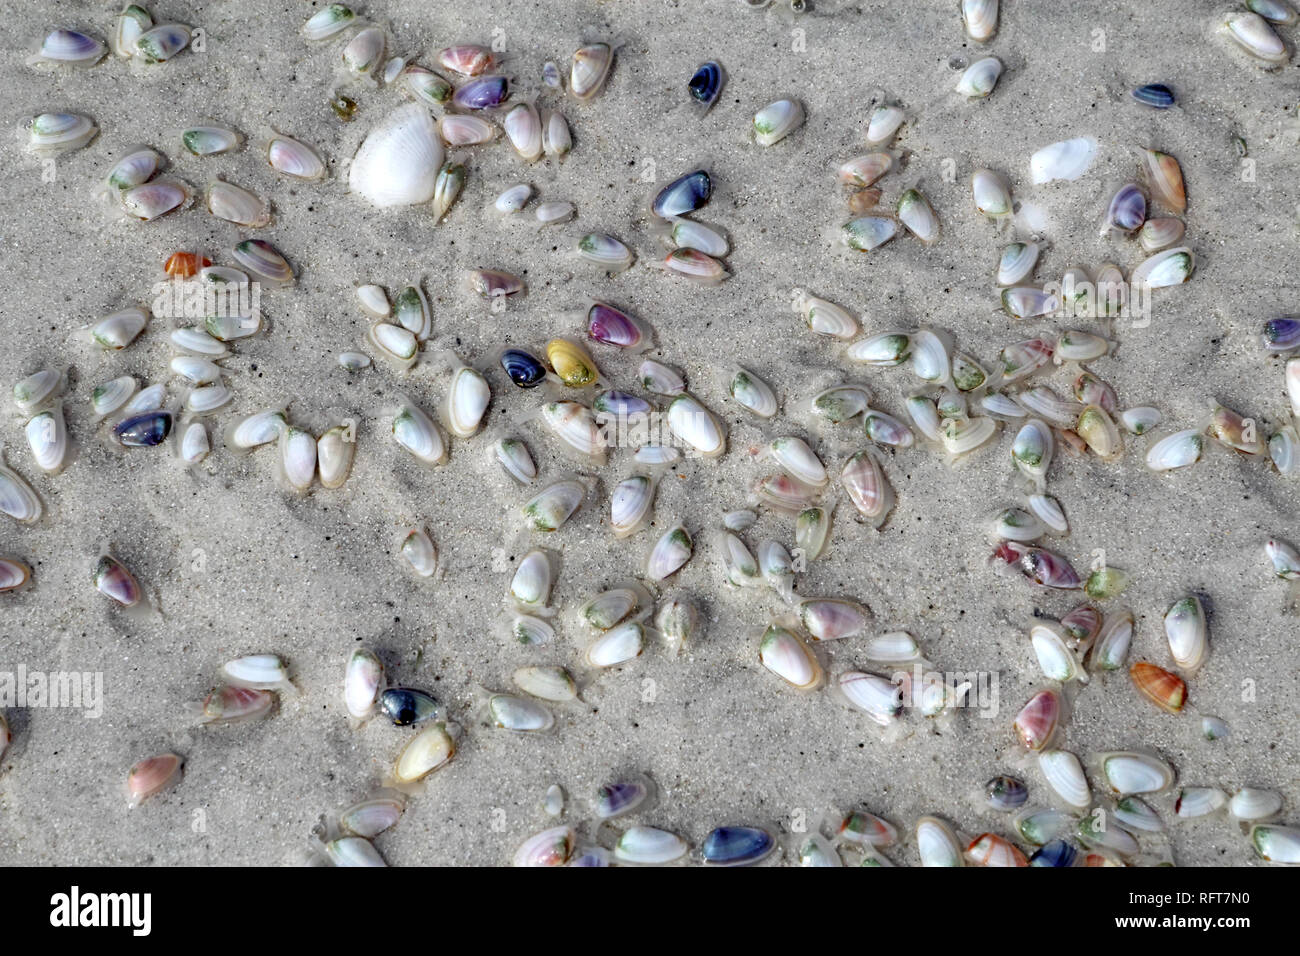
[688,61,725,113]
[1175,787,1227,819]
[495,437,536,485]
[1223,11,1290,64]
[114,5,152,56]
[798,598,869,641]
[760,625,821,689]
[1031,622,1087,683]
[838,671,902,724]
[378,688,442,727]
[226,408,286,450]
[718,532,760,588]
[866,105,904,145]
[500,349,548,388]
[114,410,173,447]
[182,125,242,156]
[267,134,325,181]
[233,239,294,286]
[443,365,490,438]
[514,826,575,867]
[1251,825,1300,864]
[586,622,644,667]
[667,394,725,457]
[986,775,1028,811]
[1145,428,1204,471]
[656,598,698,654]
[341,26,385,77]
[996,541,1081,589]
[809,384,871,424]
[758,539,795,600]
[1030,138,1097,185]
[222,654,291,693]
[1038,749,1090,810]
[576,233,634,272]
[185,384,232,415]
[753,97,804,146]
[126,754,183,807]
[797,833,841,867]
[570,42,615,100]
[1014,807,1074,846]
[751,473,816,513]
[768,436,827,488]
[646,524,692,581]
[135,23,191,63]
[610,475,656,538]
[1028,840,1077,867]
[392,400,447,467]
[1141,149,1187,212]
[701,826,775,867]
[1139,217,1185,252]
[302,4,355,41]
[796,506,831,560]
[121,180,190,221]
[93,553,141,607]
[1077,405,1122,460]
[1270,426,1300,475]
[848,332,910,366]
[1207,403,1266,456]
[92,307,149,350]
[615,826,688,865]
[1090,608,1133,670]
[1055,330,1109,364]
[936,388,966,420]
[910,329,950,385]
[542,110,572,158]
[1000,337,1054,382]
[861,630,920,663]
[512,665,577,702]
[1248,0,1299,24]
[894,188,940,244]
[89,376,136,419]
[1230,788,1283,821]
[595,389,653,417]
[661,218,729,257]
[838,152,893,188]
[400,529,438,577]
[26,112,97,154]
[657,248,729,283]
[955,56,1003,98]
[1002,286,1060,320]
[343,649,383,720]
[1262,316,1300,353]
[967,833,1028,867]
[535,200,575,225]
[490,693,554,733]
[962,0,999,41]
[540,401,606,464]
[393,723,455,783]
[1202,715,1229,740]
[841,450,893,523]
[207,181,270,227]
[543,61,563,89]
[502,101,542,162]
[1266,538,1300,580]
[1011,419,1054,481]
[1289,359,1300,417]
[942,416,997,458]
[1102,749,1175,796]
[337,794,406,838]
[836,809,897,846]
[840,216,897,252]
[1163,594,1207,672]
[725,367,777,418]
[653,170,712,218]
[104,147,162,193]
[1130,659,1187,713]
[451,74,508,111]
[23,406,66,475]
[981,391,1026,420]
[180,421,209,465]
[1111,796,1165,834]
[350,104,444,208]
[278,426,317,492]
[1132,83,1176,109]
[398,64,453,107]
[438,44,494,77]
[916,816,964,867]
[1102,182,1146,236]
[596,780,651,819]
[439,113,497,147]
[1077,815,1139,857]
[509,613,555,646]
[586,302,651,350]
[522,480,587,532]
[1013,689,1061,751]
[13,369,65,415]
[864,409,914,448]
[997,242,1039,287]
[492,183,532,217]
[970,168,1011,218]
[1016,387,1078,429]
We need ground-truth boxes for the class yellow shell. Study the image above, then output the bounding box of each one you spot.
[394,723,456,782]
[546,338,598,388]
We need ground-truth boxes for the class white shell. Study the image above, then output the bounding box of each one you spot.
[368,323,418,370]
[438,114,497,147]
[760,626,821,689]
[1176,787,1227,819]
[910,329,950,385]
[180,420,209,464]
[493,183,533,215]
[124,384,166,415]
[838,671,902,724]
[1101,751,1176,794]
[317,425,355,488]
[489,694,554,732]
[170,328,229,358]
[955,56,1003,98]
[186,384,231,415]
[338,352,372,372]
[510,549,553,608]
[768,436,827,487]
[1224,11,1289,63]
[569,42,614,100]
[444,366,491,438]
[1038,749,1091,810]
[206,180,270,227]
[91,376,136,418]
[1230,788,1283,821]
[640,360,685,395]
[727,367,777,418]
[503,102,542,162]
[1131,247,1194,288]
[356,284,390,318]
[667,394,725,457]
[342,26,386,77]
[610,475,656,538]
[997,242,1039,286]
[971,168,1012,218]
[718,532,760,588]
[302,4,355,41]
[1029,138,1097,184]
[512,666,577,702]
[535,200,575,225]
[508,613,555,646]
[801,295,859,340]
[268,134,325,180]
[646,524,692,581]
[92,307,148,350]
[753,98,804,146]
[392,401,446,466]
[26,112,97,153]
[1031,623,1087,683]
[170,357,221,386]
[25,407,68,474]
[228,409,286,449]
[1145,428,1205,471]
[614,826,688,865]
[861,631,920,662]
[522,480,587,532]
[222,654,289,690]
[1164,595,1208,672]
[279,426,317,491]
[961,0,999,42]
[400,528,438,577]
[495,437,536,484]
[541,402,606,464]
[1028,494,1068,534]
[586,622,644,667]
[915,816,963,867]
[344,648,383,719]
[865,105,904,145]
[0,458,42,523]
[1287,358,1300,417]
[349,104,445,208]
[14,369,64,414]
[542,110,572,158]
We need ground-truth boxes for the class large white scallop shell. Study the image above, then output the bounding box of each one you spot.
[349,103,445,208]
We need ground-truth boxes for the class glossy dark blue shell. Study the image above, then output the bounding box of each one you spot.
[688,61,724,107]
[500,349,548,388]
[452,74,509,110]
[114,410,173,447]
[1262,317,1300,352]
[652,170,712,219]
[701,826,774,866]
[1029,839,1078,867]
[378,688,442,726]
[1132,84,1175,109]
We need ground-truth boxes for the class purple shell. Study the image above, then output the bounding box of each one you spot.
[451,75,509,110]
[586,303,647,349]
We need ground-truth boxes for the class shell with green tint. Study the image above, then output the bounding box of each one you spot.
[1011,419,1053,479]
[302,4,356,41]
[92,307,148,350]
[114,5,153,56]
[841,216,898,252]
[795,507,831,560]
[393,286,431,339]
[182,125,243,156]
[392,402,446,467]
[522,480,586,532]
[847,332,910,366]
[576,233,634,272]
[1250,825,1300,864]
[135,24,191,64]
[431,161,466,223]
[646,524,692,581]
[810,385,871,424]
[897,188,940,244]
[726,367,777,418]
[26,113,98,153]
[399,65,454,106]
[1077,405,1122,459]
[1084,566,1130,600]
[753,98,803,146]
[950,352,987,391]
[547,339,599,388]
[105,147,161,191]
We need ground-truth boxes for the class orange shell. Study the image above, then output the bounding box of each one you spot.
[967,833,1028,867]
[1130,660,1186,713]
[165,252,210,278]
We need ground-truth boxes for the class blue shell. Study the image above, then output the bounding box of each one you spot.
[378,688,442,726]
[114,410,173,447]
[688,61,724,109]
[652,169,712,219]
[1263,317,1300,352]
[1132,84,1175,109]
[452,75,509,110]
[500,349,548,388]
[985,775,1029,810]
[593,389,652,417]
[1029,839,1078,867]
[701,826,774,866]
